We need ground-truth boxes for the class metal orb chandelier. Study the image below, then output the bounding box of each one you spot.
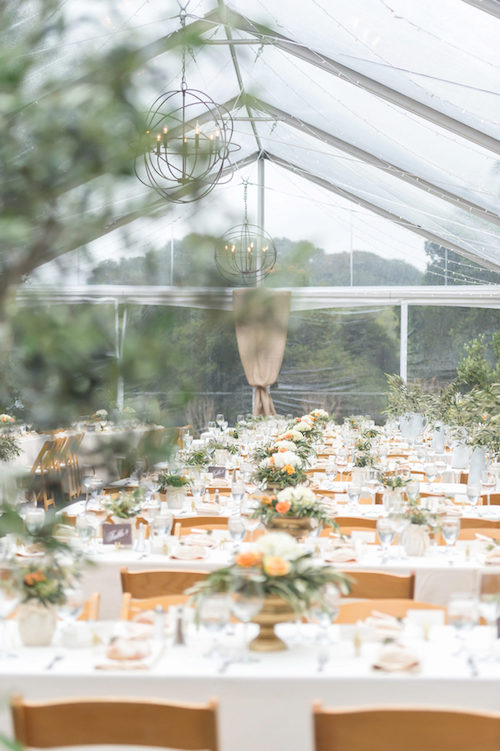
[134,7,236,204]
[214,182,277,286]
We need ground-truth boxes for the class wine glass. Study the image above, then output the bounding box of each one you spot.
[405,480,420,503]
[481,471,496,507]
[441,516,461,564]
[199,594,230,658]
[365,468,379,504]
[347,484,361,510]
[229,571,264,660]
[309,583,340,643]
[424,463,437,484]
[0,564,20,659]
[336,451,348,482]
[465,483,481,514]
[376,518,395,563]
[75,515,95,552]
[216,414,224,429]
[59,583,84,628]
[325,460,337,490]
[25,508,45,535]
[231,478,246,508]
[447,593,478,654]
[228,516,247,552]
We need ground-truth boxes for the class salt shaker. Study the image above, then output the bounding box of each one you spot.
[154,605,165,643]
[173,605,186,646]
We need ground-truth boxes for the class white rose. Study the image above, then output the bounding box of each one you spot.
[273,440,297,453]
[276,487,294,503]
[254,532,300,560]
[272,451,301,469]
[310,409,328,418]
[295,421,312,433]
[259,457,272,469]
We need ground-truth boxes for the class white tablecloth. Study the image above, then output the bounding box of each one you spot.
[1,624,500,751]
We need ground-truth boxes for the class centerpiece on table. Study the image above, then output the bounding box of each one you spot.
[104,489,143,541]
[252,485,336,539]
[308,408,329,426]
[189,532,351,651]
[157,473,190,510]
[253,436,316,466]
[399,502,432,557]
[252,450,307,491]
[379,471,409,511]
[182,448,209,481]
[291,415,323,442]
[208,438,238,466]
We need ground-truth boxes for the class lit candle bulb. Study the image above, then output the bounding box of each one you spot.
[162,126,168,149]
[194,123,200,151]
[156,133,161,155]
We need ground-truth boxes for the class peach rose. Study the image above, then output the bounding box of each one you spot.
[282,464,296,475]
[235,551,262,568]
[261,494,275,506]
[263,556,291,577]
[24,570,46,586]
[275,500,291,514]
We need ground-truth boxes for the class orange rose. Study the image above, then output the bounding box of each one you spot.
[263,556,291,577]
[261,494,274,506]
[235,551,262,568]
[269,456,275,466]
[24,570,46,586]
[279,447,287,453]
[281,464,295,475]
[275,500,291,514]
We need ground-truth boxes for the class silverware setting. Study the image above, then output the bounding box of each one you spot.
[45,654,64,671]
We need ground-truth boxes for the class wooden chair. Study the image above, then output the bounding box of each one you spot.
[337,599,446,624]
[313,704,500,751]
[11,695,219,750]
[179,524,228,535]
[334,517,377,529]
[457,528,500,542]
[121,592,189,620]
[460,518,500,529]
[177,516,229,528]
[342,571,415,600]
[79,593,100,621]
[120,567,208,599]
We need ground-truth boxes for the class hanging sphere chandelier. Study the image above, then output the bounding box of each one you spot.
[214,222,277,286]
[134,6,237,203]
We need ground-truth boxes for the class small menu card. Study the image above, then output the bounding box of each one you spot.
[102,523,133,546]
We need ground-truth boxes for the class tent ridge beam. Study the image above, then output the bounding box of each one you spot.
[206,8,500,155]
[265,151,500,273]
[247,96,500,226]
[459,0,500,18]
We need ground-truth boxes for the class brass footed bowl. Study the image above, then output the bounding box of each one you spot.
[266,515,316,540]
[249,595,296,652]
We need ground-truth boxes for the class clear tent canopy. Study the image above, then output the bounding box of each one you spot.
[15,0,500,420]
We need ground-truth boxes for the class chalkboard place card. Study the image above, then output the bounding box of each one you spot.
[102,522,133,546]
[208,466,226,479]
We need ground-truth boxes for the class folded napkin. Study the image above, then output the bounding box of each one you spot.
[193,503,220,515]
[182,533,216,547]
[95,637,160,671]
[437,500,462,516]
[372,644,420,673]
[170,545,207,560]
[484,548,500,565]
[364,611,404,640]
[323,545,357,563]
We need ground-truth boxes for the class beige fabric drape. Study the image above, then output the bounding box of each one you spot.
[233,288,291,416]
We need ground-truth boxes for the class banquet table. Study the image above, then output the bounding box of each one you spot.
[1,623,500,751]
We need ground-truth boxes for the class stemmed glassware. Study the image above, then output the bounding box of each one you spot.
[447,593,478,655]
[309,584,340,643]
[228,516,247,553]
[481,471,496,507]
[229,572,264,660]
[347,484,362,510]
[59,583,84,629]
[199,594,231,658]
[336,451,348,483]
[441,516,461,564]
[465,483,481,514]
[0,563,20,660]
[405,480,420,503]
[325,460,337,490]
[365,468,379,504]
[423,463,437,485]
[376,518,395,563]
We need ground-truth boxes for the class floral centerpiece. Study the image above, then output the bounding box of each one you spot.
[309,408,329,424]
[252,451,307,490]
[379,472,410,490]
[0,413,16,428]
[252,436,316,465]
[104,490,143,520]
[157,473,190,509]
[292,416,323,442]
[0,434,21,462]
[252,485,336,538]
[183,448,209,468]
[91,408,108,422]
[189,532,351,651]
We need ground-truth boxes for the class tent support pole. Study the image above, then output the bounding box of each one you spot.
[400,302,408,383]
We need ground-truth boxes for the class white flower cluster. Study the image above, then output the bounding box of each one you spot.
[277,485,317,507]
[277,429,303,442]
[271,450,302,468]
[310,409,328,418]
[295,421,313,433]
[273,440,297,453]
[254,532,301,560]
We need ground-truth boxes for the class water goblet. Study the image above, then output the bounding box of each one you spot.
[325,461,337,489]
[465,483,481,513]
[441,516,461,564]
[230,571,264,660]
[228,516,247,552]
[199,594,230,658]
[347,484,362,510]
[447,593,478,655]
[309,583,340,644]
[365,468,379,504]
[424,463,437,484]
[376,518,395,563]
[59,583,84,628]
[25,507,45,535]
[406,480,420,503]
[481,471,496,507]
[75,515,95,552]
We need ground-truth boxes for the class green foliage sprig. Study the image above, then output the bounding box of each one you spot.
[104,490,143,519]
[0,435,21,462]
[157,473,190,491]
